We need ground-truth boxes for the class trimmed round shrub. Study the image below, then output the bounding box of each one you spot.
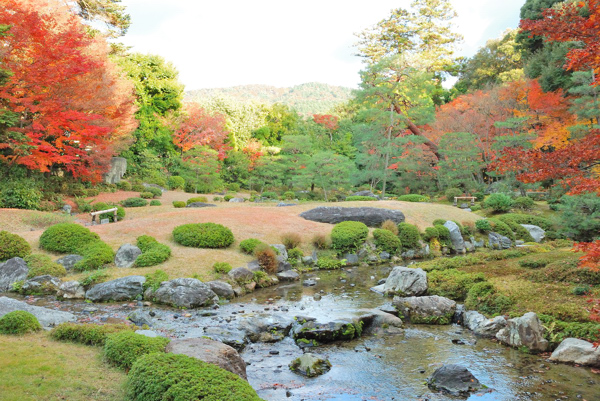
[0,231,31,261]
[434,224,451,247]
[125,353,263,401]
[261,191,278,199]
[117,181,132,191]
[51,322,133,346]
[146,187,162,198]
[345,195,377,201]
[239,238,265,255]
[137,235,158,252]
[73,241,115,272]
[497,214,554,231]
[514,196,534,211]
[0,181,42,210]
[500,219,535,242]
[144,270,169,292]
[134,236,171,267]
[287,247,303,261]
[254,244,277,273]
[470,204,482,212]
[373,229,401,254]
[398,194,429,202]
[475,219,492,232]
[39,223,99,253]
[380,219,399,235]
[473,192,485,202]
[131,184,145,192]
[422,227,440,242]
[282,191,295,200]
[187,196,208,204]
[331,221,369,253]
[0,311,41,335]
[224,194,234,202]
[445,188,463,202]
[172,201,186,208]
[281,232,301,249]
[397,223,421,250]
[487,218,516,241]
[139,192,154,199]
[213,262,232,274]
[167,176,185,190]
[483,193,514,213]
[173,223,234,248]
[122,197,148,207]
[432,219,447,227]
[104,331,170,370]
[149,200,161,206]
[464,282,513,316]
[24,254,66,278]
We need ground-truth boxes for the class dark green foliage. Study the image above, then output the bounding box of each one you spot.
[287,247,303,261]
[139,192,154,199]
[538,314,600,344]
[445,188,462,202]
[125,353,263,401]
[0,311,41,335]
[525,258,600,286]
[427,270,487,301]
[0,231,31,261]
[213,262,232,274]
[103,331,170,370]
[73,241,115,272]
[131,184,145,192]
[572,286,591,296]
[146,187,162,198]
[498,214,554,231]
[500,219,535,242]
[345,196,377,201]
[122,197,148,207]
[434,224,451,247]
[24,254,66,278]
[397,223,421,250]
[223,194,234,202]
[135,235,171,267]
[398,194,428,202]
[261,191,278,199]
[518,257,550,269]
[149,200,161,206]
[0,181,42,210]
[474,192,485,202]
[475,219,492,232]
[172,201,186,208]
[50,323,134,346]
[173,223,234,248]
[422,227,439,242]
[281,232,301,249]
[432,219,447,227]
[187,196,208,204]
[167,176,185,190]
[143,270,169,292]
[330,221,369,253]
[465,282,513,316]
[558,194,600,242]
[316,257,345,270]
[484,193,514,212]
[282,191,295,200]
[513,196,534,211]
[487,218,516,241]
[239,238,266,255]
[373,229,401,254]
[117,181,132,191]
[80,269,111,287]
[39,223,99,253]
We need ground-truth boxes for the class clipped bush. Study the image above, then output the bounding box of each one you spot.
[172,201,186,208]
[331,221,369,253]
[131,184,145,192]
[173,223,234,248]
[213,262,232,274]
[422,227,440,242]
[428,270,486,301]
[345,196,377,201]
[104,331,170,370]
[483,193,514,213]
[380,219,399,235]
[473,192,485,202]
[24,254,66,278]
[254,244,277,273]
[239,238,265,255]
[0,311,41,335]
[435,224,452,247]
[39,223,99,253]
[475,219,492,232]
[117,181,132,191]
[80,269,110,287]
[187,196,208,204]
[0,181,42,210]
[373,229,402,254]
[432,219,447,226]
[167,176,185,190]
[140,192,154,199]
[513,196,534,211]
[135,235,171,267]
[397,223,421,250]
[398,194,428,202]
[498,214,554,231]
[125,353,263,401]
[73,241,115,272]
[470,204,482,211]
[445,188,463,202]
[0,231,31,261]
[144,270,169,292]
[316,256,345,270]
[287,247,303,261]
[146,187,162,198]
[519,258,551,269]
[487,218,516,241]
[501,218,535,242]
[312,233,330,249]
[51,322,133,346]
[261,191,278,199]
[223,194,234,202]
[281,232,301,249]
[464,282,513,316]
[149,200,161,206]
[122,197,148,207]
[282,191,295,200]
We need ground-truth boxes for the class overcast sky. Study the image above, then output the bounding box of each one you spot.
[119,0,525,91]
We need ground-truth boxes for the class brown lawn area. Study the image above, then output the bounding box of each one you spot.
[0,190,479,281]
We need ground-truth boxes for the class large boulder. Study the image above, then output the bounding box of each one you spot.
[0,257,29,292]
[463,311,506,338]
[104,156,127,184]
[237,314,294,343]
[300,206,405,227]
[393,295,456,325]
[276,270,299,281]
[427,364,483,396]
[0,296,75,328]
[228,197,245,203]
[496,312,548,352]
[521,224,545,243]
[271,244,288,262]
[357,309,403,335]
[55,254,83,270]
[292,319,361,344]
[350,190,378,199]
[128,309,153,326]
[114,244,142,268]
[200,326,247,351]
[488,232,512,249]
[228,267,254,283]
[20,275,61,295]
[443,221,465,253]
[152,278,217,308]
[382,266,427,296]
[549,338,600,367]
[207,280,235,299]
[57,280,85,299]
[166,337,248,380]
[85,276,146,302]
[186,202,216,208]
[289,353,332,377]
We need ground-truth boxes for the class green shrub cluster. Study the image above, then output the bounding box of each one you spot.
[373,229,401,254]
[475,219,492,232]
[135,235,171,267]
[500,219,535,242]
[167,176,185,190]
[224,194,234,202]
[464,282,513,316]
[287,247,303,261]
[213,262,232,274]
[103,331,170,370]
[239,238,266,254]
[445,188,462,202]
[497,214,554,231]
[428,270,486,301]
[345,196,377,201]
[73,241,114,272]
[518,258,551,269]
[143,270,169,292]
[24,254,67,278]
[316,256,345,270]
[261,191,278,199]
[39,223,99,253]
[422,227,439,242]
[434,224,452,247]
[417,254,484,272]
[125,353,263,401]
[539,315,600,344]
[0,311,41,335]
[0,231,31,261]
[0,181,42,210]
[131,184,145,192]
[187,196,208,204]
[140,192,154,199]
[50,322,134,346]
[483,193,514,212]
[432,219,446,226]
[398,194,428,202]
[93,203,125,222]
[173,223,234,248]
[397,223,421,250]
[122,198,148,207]
[525,258,600,285]
[513,196,534,211]
[487,218,516,241]
[282,191,295,200]
[172,201,186,208]
[117,181,132,191]
[146,187,162,198]
[149,200,161,206]
[331,221,369,253]
[80,269,110,287]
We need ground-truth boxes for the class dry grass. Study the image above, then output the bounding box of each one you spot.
[0,332,125,401]
[0,191,478,281]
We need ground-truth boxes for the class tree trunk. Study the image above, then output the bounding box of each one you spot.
[405,118,442,160]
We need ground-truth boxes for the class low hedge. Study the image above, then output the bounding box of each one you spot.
[213,262,232,274]
[173,223,234,248]
[398,194,428,202]
[125,353,263,401]
[149,200,161,206]
[487,218,516,242]
[140,192,154,199]
[0,231,31,261]
[331,221,369,253]
[172,201,186,208]
[397,223,421,250]
[122,198,148,208]
[345,195,377,201]
[143,270,169,292]
[39,223,99,253]
[146,187,162,198]
[239,238,265,254]
[373,229,401,254]
[316,257,345,270]
[103,331,170,370]
[24,254,67,278]
[464,282,513,316]
[50,322,134,346]
[428,270,487,301]
[497,213,555,231]
[134,235,171,267]
[187,196,208,204]
[167,176,185,190]
[73,241,114,272]
[0,311,41,335]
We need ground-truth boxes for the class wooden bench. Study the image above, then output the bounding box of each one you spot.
[453,196,476,206]
[90,208,118,224]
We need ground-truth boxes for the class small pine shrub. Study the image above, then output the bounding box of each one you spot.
[103,331,170,370]
[312,233,330,249]
[80,269,110,287]
[487,218,516,241]
[167,176,185,190]
[0,311,41,335]
[213,262,232,274]
[464,282,513,316]
[331,221,369,253]
[149,200,161,206]
[0,231,31,261]
[281,232,301,249]
[73,241,114,272]
[51,323,133,346]
[316,256,344,270]
[473,192,485,202]
[345,196,377,201]
[187,196,208,204]
[223,195,234,202]
[143,269,169,292]
[470,204,482,211]
[173,223,234,248]
[92,202,109,212]
[261,191,278,199]
[373,229,402,254]
[428,270,486,301]
[483,193,514,213]
[24,254,66,278]
[172,201,186,208]
[131,184,145,192]
[380,219,399,235]
[398,194,428,202]
[146,187,162,198]
[513,196,534,211]
[422,227,440,242]
[432,219,447,226]
[282,191,295,200]
[135,235,171,267]
[254,244,278,273]
[39,223,99,253]
[139,192,154,199]
[445,188,463,202]
[287,247,303,260]
[501,219,535,242]
[239,238,265,254]
[498,214,554,231]
[117,181,132,191]
[122,197,148,207]
[397,223,421,250]
[434,224,451,247]
[475,219,492,232]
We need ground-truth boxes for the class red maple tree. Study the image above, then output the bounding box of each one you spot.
[169,103,228,154]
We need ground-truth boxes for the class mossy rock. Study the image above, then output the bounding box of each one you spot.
[289,353,332,377]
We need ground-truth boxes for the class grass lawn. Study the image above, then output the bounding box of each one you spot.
[0,332,125,401]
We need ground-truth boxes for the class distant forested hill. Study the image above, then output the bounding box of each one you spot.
[185,82,353,115]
